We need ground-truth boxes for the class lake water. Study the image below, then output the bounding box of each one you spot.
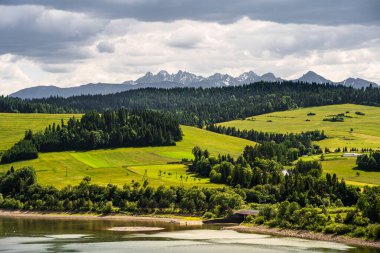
[0,216,379,253]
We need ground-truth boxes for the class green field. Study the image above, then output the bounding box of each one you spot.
[0,113,81,152]
[218,104,380,186]
[219,104,380,150]
[300,153,379,186]
[0,113,256,188]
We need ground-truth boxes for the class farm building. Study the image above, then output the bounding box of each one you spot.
[342,153,361,157]
[232,210,260,222]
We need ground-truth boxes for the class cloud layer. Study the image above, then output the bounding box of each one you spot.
[0,1,379,95]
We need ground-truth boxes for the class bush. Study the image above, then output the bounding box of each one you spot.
[368,224,380,240]
[102,201,113,214]
[334,224,351,235]
[324,224,336,234]
[351,227,367,237]
[266,219,278,227]
[203,212,217,219]
[254,216,265,225]
[124,201,138,212]
[1,198,24,209]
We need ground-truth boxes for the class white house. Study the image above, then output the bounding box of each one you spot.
[342,153,361,157]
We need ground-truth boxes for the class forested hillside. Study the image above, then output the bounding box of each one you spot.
[1,81,380,126]
[1,109,182,164]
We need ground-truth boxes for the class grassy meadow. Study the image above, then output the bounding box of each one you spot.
[218,104,380,186]
[300,153,379,187]
[0,113,81,152]
[218,104,380,150]
[0,113,256,188]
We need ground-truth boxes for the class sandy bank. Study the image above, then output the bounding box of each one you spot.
[0,210,203,226]
[107,226,165,232]
[224,225,380,249]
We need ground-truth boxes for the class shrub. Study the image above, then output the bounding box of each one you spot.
[368,224,380,240]
[203,212,217,219]
[351,227,367,237]
[254,216,265,225]
[244,214,255,223]
[324,224,336,234]
[334,224,351,235]
[266,219,278,227]
[124,201,138,212]
[1,198,24,209]
[103,201,113,214]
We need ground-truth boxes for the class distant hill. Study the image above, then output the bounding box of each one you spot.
[10,70,378,99]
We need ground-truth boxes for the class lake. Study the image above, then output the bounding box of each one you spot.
[0,216,378,253]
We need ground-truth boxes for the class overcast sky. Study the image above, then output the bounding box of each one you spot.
[0,0,379,95]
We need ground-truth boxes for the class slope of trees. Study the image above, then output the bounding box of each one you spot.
[2,82,380,126]
[0,95,67,113]
[0,166,243,216]
[206,124,325,162]
[0,140,38,164]
[1,109,182,164]
[190,146,359,207]
[356,152,380,171]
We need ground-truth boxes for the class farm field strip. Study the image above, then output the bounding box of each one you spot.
[0,113,256,188]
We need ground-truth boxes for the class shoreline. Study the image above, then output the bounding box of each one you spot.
[223,225,380,249]
[0,210,203,226]
[1,210,379,249]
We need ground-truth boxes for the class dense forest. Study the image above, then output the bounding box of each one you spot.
[189,146,379,239]
[206,124,325,162]
[2,81,380,126]
[1,109,182,164]
[0,158,378,239]
[190,146,358,206]
[0,166,243,217]
[356,151,380,171]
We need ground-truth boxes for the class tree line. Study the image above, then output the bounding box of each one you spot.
[190,146,359,207]
[1,109,182,164]
[0,166,243,217]
[206,124,325,162]
[356,151,380,171]
[246,186,380,240]
[2,81,380,126]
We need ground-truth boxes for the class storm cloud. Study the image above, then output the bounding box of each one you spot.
[0,0,379,95]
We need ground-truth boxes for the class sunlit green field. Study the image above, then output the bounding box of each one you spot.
[299,153,380,186]
[218,104,380,186]
[218,104,380,150]
[0,113,81,152]
[0,113,256,188]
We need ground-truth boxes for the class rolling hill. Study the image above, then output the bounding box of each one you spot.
[218,104,380,150]
[218,104,380,186]
[0,113,256,188]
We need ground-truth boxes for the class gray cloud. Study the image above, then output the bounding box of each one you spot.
[167,26,205,48]
[97,41,115,53]
[0,1,379,95]
[0,5,105,63]
[1,0,379,25]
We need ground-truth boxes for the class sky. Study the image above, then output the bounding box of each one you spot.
[0,0,379,95]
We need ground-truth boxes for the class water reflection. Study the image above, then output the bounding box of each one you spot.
[0,216,378,253]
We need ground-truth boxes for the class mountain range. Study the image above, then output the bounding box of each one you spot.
[10,70,378,99]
